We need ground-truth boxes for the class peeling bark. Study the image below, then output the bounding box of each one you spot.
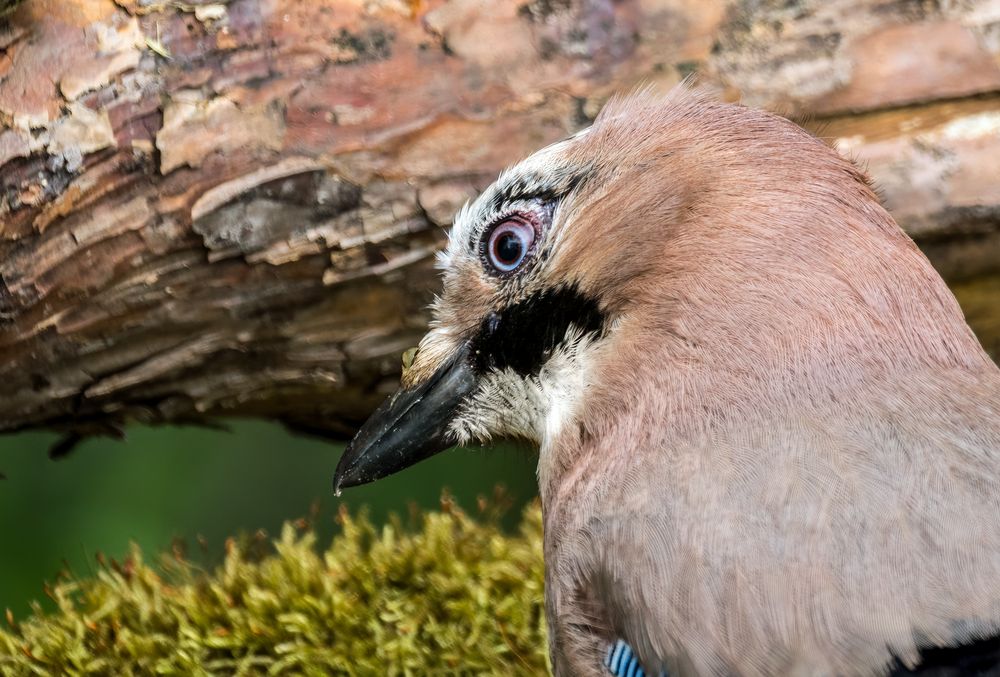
[0,0,998,443]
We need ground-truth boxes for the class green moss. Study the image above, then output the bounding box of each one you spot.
[0,499,548,676]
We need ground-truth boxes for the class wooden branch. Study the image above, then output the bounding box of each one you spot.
[1,0,998,439]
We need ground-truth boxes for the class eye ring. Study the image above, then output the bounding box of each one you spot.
[480,215,538,276]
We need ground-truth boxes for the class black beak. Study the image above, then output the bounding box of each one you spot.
[333,342,477,494]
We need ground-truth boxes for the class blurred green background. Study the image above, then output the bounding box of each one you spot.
[0,425,537,618]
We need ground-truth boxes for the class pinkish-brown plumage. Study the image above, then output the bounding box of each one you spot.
[336,86,1000,676]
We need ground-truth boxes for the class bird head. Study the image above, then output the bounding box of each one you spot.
[333,86,983,495]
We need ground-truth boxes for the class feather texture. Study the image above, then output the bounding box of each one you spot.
[607,639,668,677]
[418,85,1000,676]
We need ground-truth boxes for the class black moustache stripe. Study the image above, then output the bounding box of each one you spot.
[471,286,606,376]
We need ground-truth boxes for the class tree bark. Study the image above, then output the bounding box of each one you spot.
[1,0,999,443]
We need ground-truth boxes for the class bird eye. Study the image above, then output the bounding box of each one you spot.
[483,217,536,275]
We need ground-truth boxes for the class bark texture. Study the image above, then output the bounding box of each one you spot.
[1,0,998,442]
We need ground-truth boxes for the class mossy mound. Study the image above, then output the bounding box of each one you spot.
[0,499,548,676]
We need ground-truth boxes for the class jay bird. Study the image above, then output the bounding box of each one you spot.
[333,87,1000,676]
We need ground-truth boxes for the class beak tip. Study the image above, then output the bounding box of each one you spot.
[332,453,359,495]
[330,342,476,494]
[332,443,356,494]
[333,437,381,493]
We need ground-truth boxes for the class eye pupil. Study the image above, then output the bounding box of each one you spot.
[483,217,537,274]
[494,232,523,264]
